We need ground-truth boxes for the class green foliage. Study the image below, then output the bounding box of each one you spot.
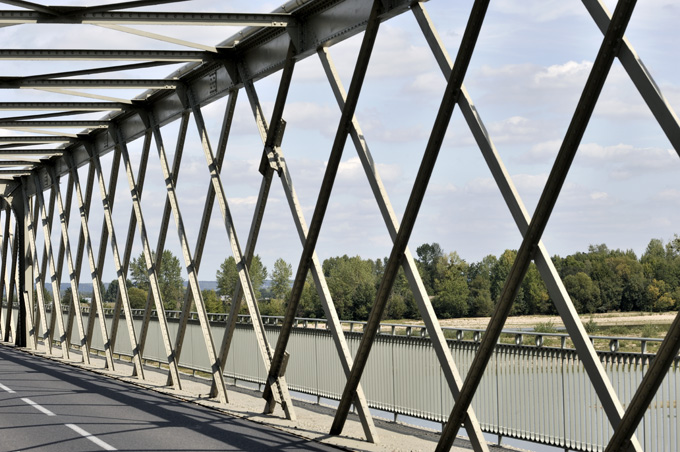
[128,287,148,309]
[216,255,267,300]
[103,279,119,304]
[201,289,223,314]
[130,249,185,310]
[533,320,557,334]
[641,322,657,338]
[416,242,443,294]
[297,274,322,318]
[270,258,292,301]
[432,252,469,318]
[584,317,598,334]
[259,298,286,316]
[244,234,680,322]
[324,255,377,320]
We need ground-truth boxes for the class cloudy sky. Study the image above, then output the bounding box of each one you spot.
[1,0,679,283]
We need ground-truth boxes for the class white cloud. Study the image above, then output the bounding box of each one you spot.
[533,60,593,88]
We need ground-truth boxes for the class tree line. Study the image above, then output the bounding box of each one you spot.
[87,235,680,321]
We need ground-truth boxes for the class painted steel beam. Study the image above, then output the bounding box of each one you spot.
[85,148,123,358]
[11,0,425,197]
[0,102,127,111]
[49,168,91,364]
[319,45,488,451]
[176,97,233,390]
[112,126,182,389]
[90,147,146,379]
[0,1,57,15]
[32,173,70,359]
[0,208,10,340]
[267,0,382,426]
[330,0,490,436]
[0,80,178,89]
[0,121,109,129]
[0,10,291,26]
[136,120,183,375]
[140,109,228,404]
[236,71,379,441]
[436,1,638,450]
[21,182,53,355]
[0,49,216,61]
[67,152,115,370]
[412,3,642,451]
[76,0,191,15]
[118,129,152,362]
[0,136,74,143]
[582,0,680,154]
[18,61,177,82]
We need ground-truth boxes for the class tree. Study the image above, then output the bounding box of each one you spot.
[297,274,322,318]
[416,242,443,294]
[128,287,148,309]
[270,258,292,300]
[104,279,119,304]
[130,249,185,310]
[324,255,376,320]
[432,252,469,318]
[201,289,223,314]
[216,255,267,300]
[467,255,496,317]
[563,272,600,313]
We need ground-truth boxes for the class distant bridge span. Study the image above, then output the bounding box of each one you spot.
[0,1,678,451]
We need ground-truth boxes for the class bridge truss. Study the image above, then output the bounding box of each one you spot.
[0,0,677,451]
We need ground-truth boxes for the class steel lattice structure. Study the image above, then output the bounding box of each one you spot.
[0,0,677,451]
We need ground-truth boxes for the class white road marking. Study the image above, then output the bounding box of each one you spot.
[0,382,15,393]
[21,398,56,416]
[65,424,117,451]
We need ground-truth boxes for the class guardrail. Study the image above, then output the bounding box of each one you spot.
[3,303,677,451]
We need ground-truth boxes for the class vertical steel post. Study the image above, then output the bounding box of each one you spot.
[0,206,9,339]
[15,208,29,348]
[436,1,637,450]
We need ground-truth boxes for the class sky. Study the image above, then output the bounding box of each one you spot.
[1,0,679,284]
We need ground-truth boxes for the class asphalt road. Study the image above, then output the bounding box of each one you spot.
[0,345,341,452]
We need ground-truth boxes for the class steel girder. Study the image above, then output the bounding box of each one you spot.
[0,0,678,451]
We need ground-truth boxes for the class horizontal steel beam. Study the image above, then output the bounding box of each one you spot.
[0,49,216,61]
[0,120,109,128]
[0,136,73,143]
[0,161,38,166]
[0,169,31,175]
[0,102,127,111]
[0,79,178,89]
[0,10,292,26]
[0,149,63,155]
[4,0,426,198]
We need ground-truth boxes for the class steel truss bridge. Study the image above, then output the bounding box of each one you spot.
[0,0,677,451]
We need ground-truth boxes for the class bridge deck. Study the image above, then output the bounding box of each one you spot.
[0,343,504,452]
